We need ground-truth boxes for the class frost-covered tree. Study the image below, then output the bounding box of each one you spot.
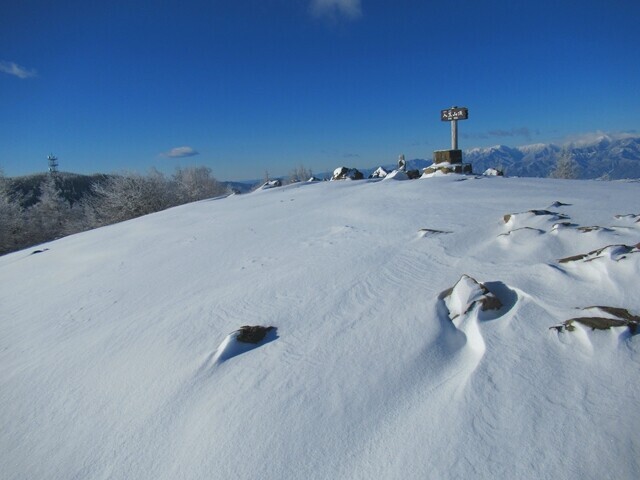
[549,150,580,179]
[0,172,70,254]
[173,166,226,203]
[288,165,312,184]
[90,169,175,225]
[0,172,25,255]
[26,175,70,244]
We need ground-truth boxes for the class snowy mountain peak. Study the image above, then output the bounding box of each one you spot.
[465,136,640,179]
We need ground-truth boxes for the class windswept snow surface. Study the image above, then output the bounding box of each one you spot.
[1,176,639,479]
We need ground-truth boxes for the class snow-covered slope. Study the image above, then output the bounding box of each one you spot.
[1,176,639,479]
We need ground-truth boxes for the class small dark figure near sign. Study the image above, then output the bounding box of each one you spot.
[398,154,406,172]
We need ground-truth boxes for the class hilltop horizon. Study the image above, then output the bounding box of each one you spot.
[4,132,640,183]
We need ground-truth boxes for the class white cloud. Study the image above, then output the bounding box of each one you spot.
[164,146,199,158]
[0,61,37,79]
[311,0,362,20]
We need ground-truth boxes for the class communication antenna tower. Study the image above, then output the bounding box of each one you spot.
[47,154,59,174]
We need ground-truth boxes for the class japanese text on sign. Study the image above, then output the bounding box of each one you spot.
[441,107,468,121]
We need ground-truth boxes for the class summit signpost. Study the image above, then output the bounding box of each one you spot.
[441,106,468,150]
[425,105,472,175]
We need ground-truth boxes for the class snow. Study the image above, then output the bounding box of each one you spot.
[1,175,639,479]
[382,169,408,180]
[259,179,282,189]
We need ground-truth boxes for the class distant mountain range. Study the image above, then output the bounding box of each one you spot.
[461,135,640,179]
[349,135,640,181]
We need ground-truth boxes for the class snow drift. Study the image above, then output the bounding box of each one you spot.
[1,175,639,479]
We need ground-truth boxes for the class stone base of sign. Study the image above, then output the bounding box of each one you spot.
[424,149,472,175]
[433,149,463,165]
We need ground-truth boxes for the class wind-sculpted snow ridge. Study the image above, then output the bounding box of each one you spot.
[1,175,639,480]
[210,326,277,364]
[440,274,504,321]
[437,275,511,375]
[437,275,519,357]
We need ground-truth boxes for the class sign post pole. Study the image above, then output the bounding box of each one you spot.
[451,119,458,150]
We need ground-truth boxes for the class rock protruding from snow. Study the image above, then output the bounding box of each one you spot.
[237,325,275,344]
[212,326,277,364]
[548,201,571,208]
[331,167,364,181]
[551,306,639,334]
[483,168,504,176]
[614,213,640,224]
[406,169,421,179]
[418,228,452,238]
[437,275,507,360]
[558,243,640,263]
[503,210,569,225]
[259,179,282,190]
[440,275,503,322]
[369,167,389,179]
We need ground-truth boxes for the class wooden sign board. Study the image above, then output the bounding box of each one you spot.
[441,107,468,121]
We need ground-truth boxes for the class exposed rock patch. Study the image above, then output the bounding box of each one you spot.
[550,222,579,230]
[237,325,275,344]
[550,307,639,334]
[576,226,613,233]
[260,179,282,190]
[558,243,640,263]
[498,227,545,237]
[614,213,639,220]
[331,167,364,181]
[211,326,278,364]
[503,210,569,224]
[418,228,452,237]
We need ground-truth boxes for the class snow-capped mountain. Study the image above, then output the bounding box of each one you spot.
[464,136,640,179]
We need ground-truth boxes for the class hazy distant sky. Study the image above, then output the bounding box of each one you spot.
[1,0,639,180]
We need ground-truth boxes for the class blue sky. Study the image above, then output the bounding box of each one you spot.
[1,0,639,181]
